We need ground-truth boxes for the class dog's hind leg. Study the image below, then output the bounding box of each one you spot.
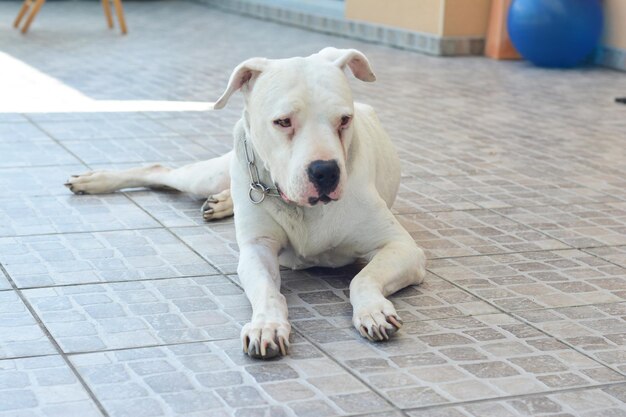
[65,151,233,198]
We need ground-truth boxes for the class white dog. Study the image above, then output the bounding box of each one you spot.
[66,48,426,359]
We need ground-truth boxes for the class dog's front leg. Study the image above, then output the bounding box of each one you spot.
[350,235,426,341]
[238,238,290,359]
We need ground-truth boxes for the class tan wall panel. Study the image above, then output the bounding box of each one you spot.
[345,0,444,35]
[442,0,492,37]
[603,0,626,50]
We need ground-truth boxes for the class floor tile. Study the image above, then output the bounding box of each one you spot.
[0,122,50,142]
[570,173,626,203]
[0,113,28,122]
[397,210,569,259]
[0,269,11,291]
[0,139,81,168]
[171,225,239,274]
[70,338,392,417]
[0,194,159,237]
[27,112,154,123]
[406,384,626,417]
[0,164,87,197]
[270,269,498,330]
[515,303,626,375]
[429,250,626,311]
[586,246,626,269]
[154,117,222,136]
[392,178,480,214]
[0,229,217,288]
[495,203,626,248]
[0,291,56,359]
[311,313,624,408]
[128,191,215,227]
[35,118,178,141]
[62,137,220,164]
[0,355,102,416]
[23,277,244,353]
[426,174,618,209]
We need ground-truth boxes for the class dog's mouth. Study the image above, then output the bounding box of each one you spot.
[308,195,336,206]
[278,188,292,204]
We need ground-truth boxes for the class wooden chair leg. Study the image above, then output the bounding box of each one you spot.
[21,0,45,34]
[14,0,32,28]
[111,0,127,34]
[102,0,114,29]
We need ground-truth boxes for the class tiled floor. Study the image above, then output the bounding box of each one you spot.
[0,1,625,416]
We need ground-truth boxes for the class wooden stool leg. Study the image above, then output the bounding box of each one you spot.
[21,0,45,34]
[111,0,127,34]
[14,0,32,28]
[102,0,114,29]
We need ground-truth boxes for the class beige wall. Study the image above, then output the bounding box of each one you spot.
[345,0,444,35]
[345,0,491,37]
[346,0,624,51]
[603,0,626,50]
[442,0,491,36]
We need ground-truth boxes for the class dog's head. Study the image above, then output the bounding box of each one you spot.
[212,47,376,207]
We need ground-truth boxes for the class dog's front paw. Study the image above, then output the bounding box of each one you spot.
[241,320,291,359]
[353,298,402,342]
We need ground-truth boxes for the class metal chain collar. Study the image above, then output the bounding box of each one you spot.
[243,137,281,204]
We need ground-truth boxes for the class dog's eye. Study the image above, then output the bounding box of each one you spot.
[340,115,351,127]
[273,118,291,128]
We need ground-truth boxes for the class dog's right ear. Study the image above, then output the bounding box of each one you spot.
[213,58,268,109]
[316,47,376,82]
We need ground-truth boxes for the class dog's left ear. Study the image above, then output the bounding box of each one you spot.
[213,58,268,109]
[317,47,376,82]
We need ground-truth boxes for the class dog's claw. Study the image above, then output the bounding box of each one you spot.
[241,320,291,360]
[387,315,403,329]
[380,326,389,340]
[354,299,402,342]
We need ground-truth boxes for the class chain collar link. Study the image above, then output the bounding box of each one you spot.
[243,137,281,204]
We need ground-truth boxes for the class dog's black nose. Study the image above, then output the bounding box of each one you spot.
[307,160,340,194]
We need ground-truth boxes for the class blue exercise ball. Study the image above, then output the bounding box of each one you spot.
[508,0,604,68]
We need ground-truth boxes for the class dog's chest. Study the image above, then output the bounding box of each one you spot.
[267,199,368,269]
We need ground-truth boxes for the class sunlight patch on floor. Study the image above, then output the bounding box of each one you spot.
[0,52,212,113]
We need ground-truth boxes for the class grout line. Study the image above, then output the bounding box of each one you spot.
[289,326,405,413]
[403,380,626,412]
[484,203,626,272]
[0,262,110,417]
[13,271,226,291]
[580,247,626,271]
[0,226,166,239]
[0,163,90,170]
[427,266,626,377]
[0,352,59,362]
[25,115,92,167]
[286,319,626,413]
[62,336,239,357]
[509,310,626,378]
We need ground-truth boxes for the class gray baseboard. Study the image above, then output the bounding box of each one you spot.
[595,45,626,72]
[196,0,485,56]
